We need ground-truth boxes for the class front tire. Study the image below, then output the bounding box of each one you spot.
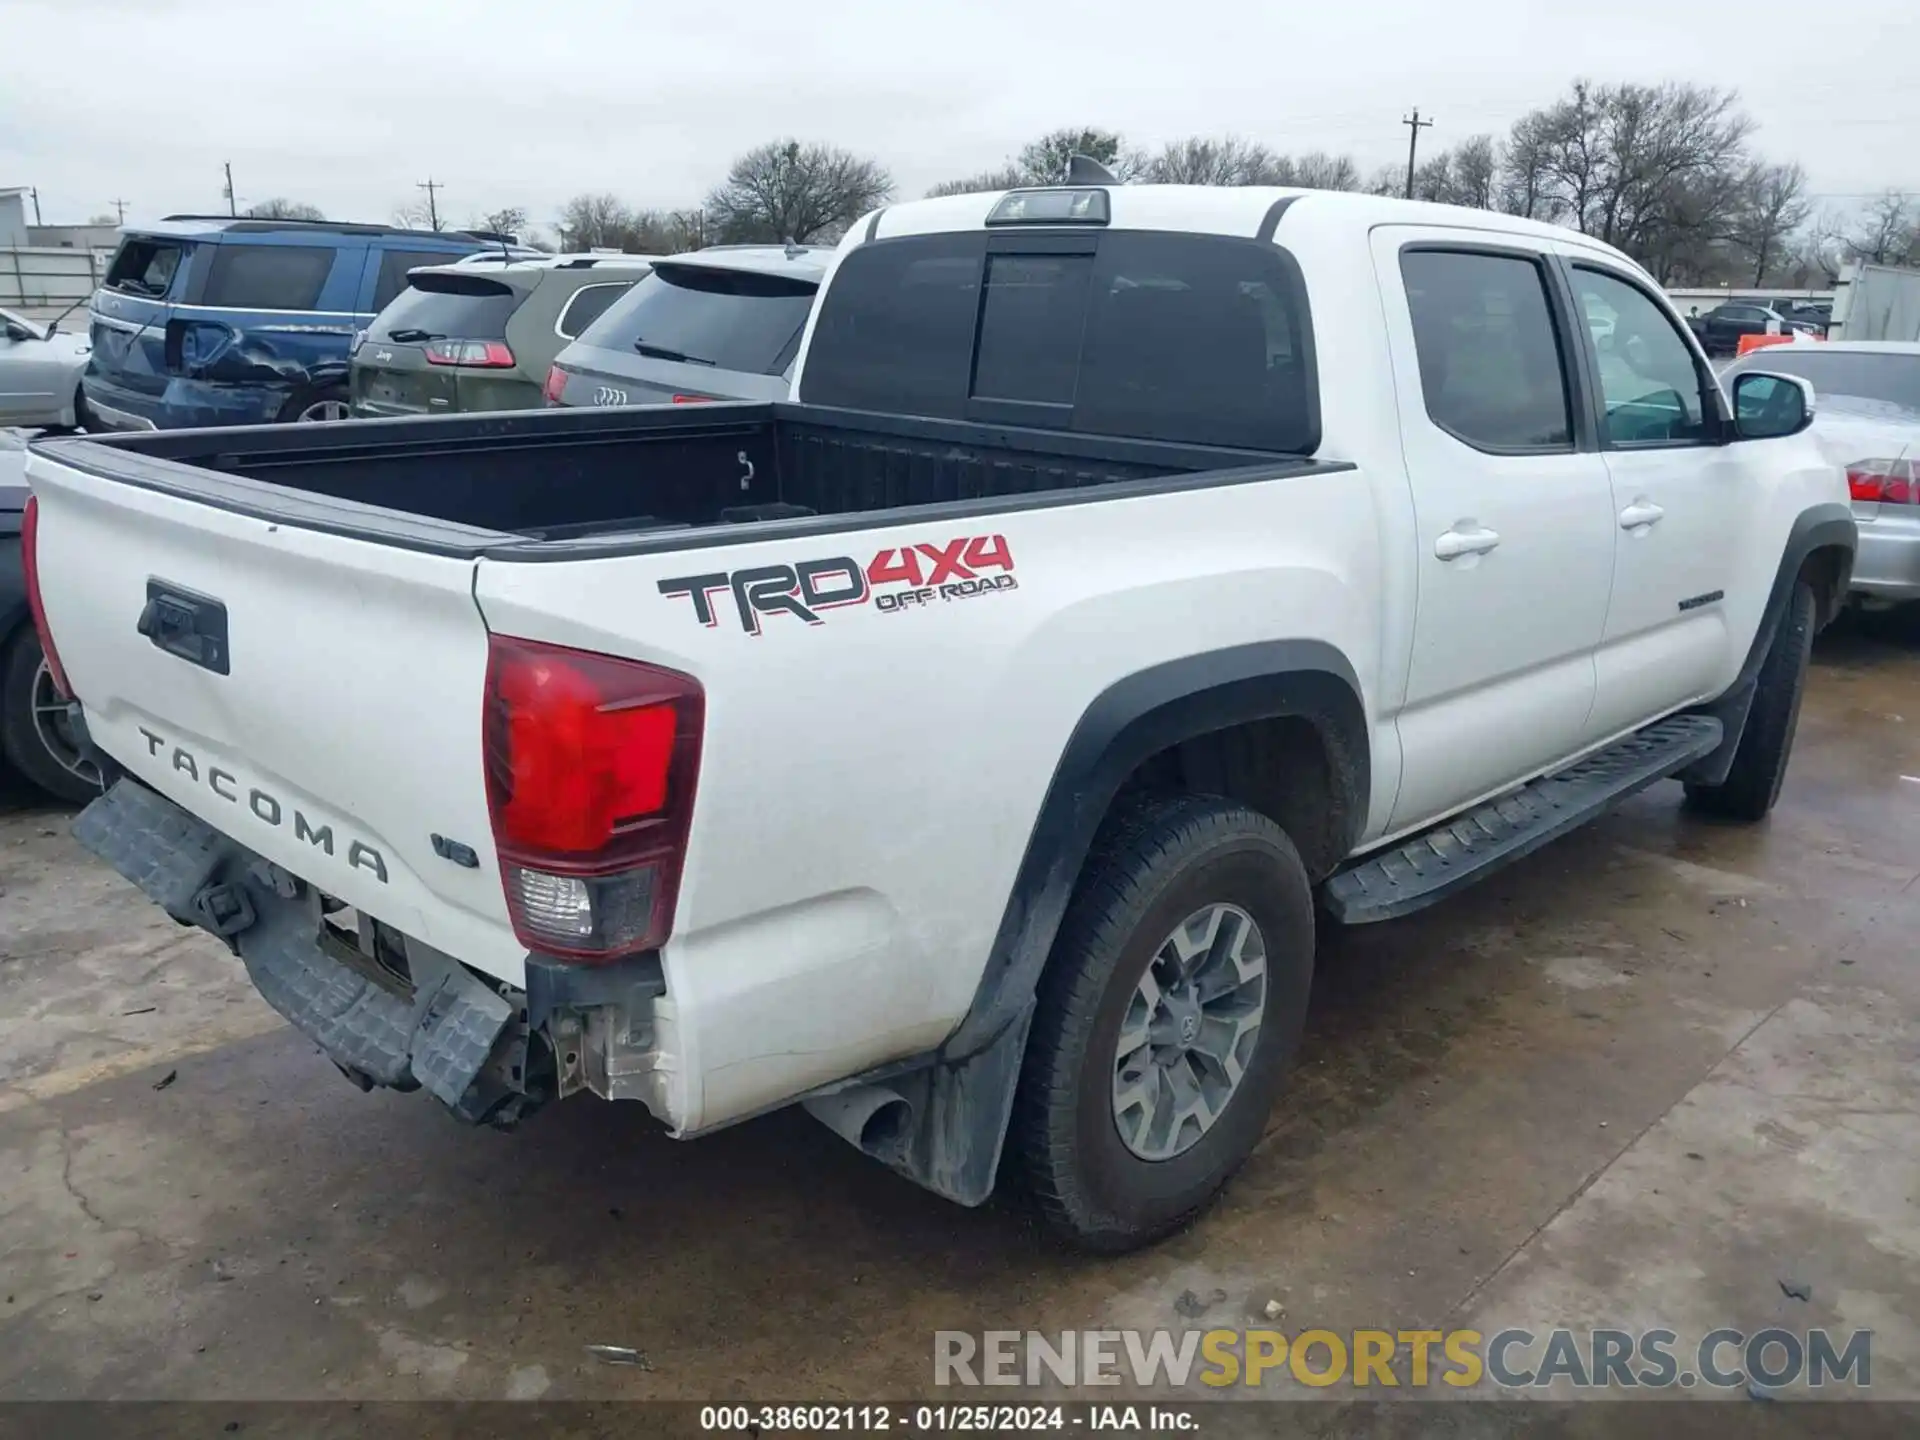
[1,629,106,806]
[1685,581,1815,822]
[1012,795,1314,1252]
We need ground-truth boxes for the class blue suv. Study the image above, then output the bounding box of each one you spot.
[83,217,499,431]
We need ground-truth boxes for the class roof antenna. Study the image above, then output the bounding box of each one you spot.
[1065,153,1120,184]
[783,235,803,259]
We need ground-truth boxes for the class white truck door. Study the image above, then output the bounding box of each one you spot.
[1371,230,1617,831]
[1559,260,1746,736]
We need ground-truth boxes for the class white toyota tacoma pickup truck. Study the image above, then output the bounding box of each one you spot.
[25,184,1854,1251]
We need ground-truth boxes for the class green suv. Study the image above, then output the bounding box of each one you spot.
[350,256,654,416]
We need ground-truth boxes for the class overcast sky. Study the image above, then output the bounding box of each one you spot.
[5,0,1916,237]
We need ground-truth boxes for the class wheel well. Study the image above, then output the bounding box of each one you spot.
[1800,543,1851,628]
[1113,715,1347,881]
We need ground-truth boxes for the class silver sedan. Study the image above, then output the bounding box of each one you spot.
[0,303,92,430]
[1726,341,1920,604]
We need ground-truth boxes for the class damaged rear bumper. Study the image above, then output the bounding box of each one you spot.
[75,780,529,1122]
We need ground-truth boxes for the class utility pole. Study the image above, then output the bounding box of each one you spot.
[28,187,42,225]
[1403,108,1434,199]
[223,161,237,216]
[112,198,129,224]
[416,178,443,231]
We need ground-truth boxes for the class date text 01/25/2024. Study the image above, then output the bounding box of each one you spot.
[698,1404,1195,1432]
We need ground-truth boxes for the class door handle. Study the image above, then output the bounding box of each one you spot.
[1434,525,1501,560]
[1619,501,1666,530]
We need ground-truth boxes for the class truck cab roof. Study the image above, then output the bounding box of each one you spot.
[856,183,1640,270]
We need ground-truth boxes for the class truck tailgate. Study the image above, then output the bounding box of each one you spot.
[27,452,526,985]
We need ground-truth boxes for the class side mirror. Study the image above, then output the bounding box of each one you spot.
[2,322,31,342]
[1731,371,1813,440]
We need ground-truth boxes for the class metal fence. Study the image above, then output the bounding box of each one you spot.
[1,246,106,309]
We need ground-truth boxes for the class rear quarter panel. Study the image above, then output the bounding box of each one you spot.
[475,471,1384,1130]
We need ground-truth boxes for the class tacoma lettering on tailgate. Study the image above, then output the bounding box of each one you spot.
[136,727,389,882]
[657,533,1017,635]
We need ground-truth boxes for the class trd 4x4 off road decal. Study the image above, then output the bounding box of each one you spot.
[659,534,1017,635]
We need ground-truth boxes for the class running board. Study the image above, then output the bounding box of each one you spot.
[1324,714,1724,925]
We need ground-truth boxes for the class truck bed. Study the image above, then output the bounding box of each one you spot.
[40,404,1311,558]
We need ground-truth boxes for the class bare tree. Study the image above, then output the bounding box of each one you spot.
[1499,111,1558,219]
[1519,81,1752,254]
[246,198,326,221]
[472,205,529,239]
[1016,127,1144,183]
[556,193,639,250]
[1410,151,1455,204]
[1287,152,1362,192]
[1846,191,1917,266]
[1448,135,1499,210]
[1144,136,1291,186]
[86,212,118,226]
[926,165,1028,198]
[1730,162,1809,285]
[706,140,893,245]
[391,198,442,231]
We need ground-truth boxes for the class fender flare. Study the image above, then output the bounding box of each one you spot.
[946,638,1369,1061]
[816,642,1370,1209]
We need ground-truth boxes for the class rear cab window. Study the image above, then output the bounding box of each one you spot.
[576,264,817,375]
[369,273,521,341]
[104,236,192,300]
[800,230,1318,453]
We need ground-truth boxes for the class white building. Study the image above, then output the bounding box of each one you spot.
[0,187,29,248]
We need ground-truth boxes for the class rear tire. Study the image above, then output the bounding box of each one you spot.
[1684,581,1814,823]
[1011,794,1314,1252]
[1,629,106,806]
[281,386,350,424]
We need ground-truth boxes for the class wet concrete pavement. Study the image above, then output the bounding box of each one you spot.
[2,609,1918,1420]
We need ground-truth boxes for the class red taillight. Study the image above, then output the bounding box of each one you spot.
[542,365,568,405]
[1848,458,1916,505]
[670,394,712,405]
[425,339,516,368]
[483,635,703,962]
[20,495,71,699]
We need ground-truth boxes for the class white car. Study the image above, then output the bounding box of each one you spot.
[28,183,1853,1251]
[0,304,92,430]
[1726,341,1919,603]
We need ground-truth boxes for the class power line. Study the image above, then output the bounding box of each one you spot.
[416,177,443,230]
[1403,109,1434,199]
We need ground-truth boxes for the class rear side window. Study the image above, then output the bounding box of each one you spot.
[373,248,470,311]
[202,244,336,311]
[556,281,635,339]
[577,264,816,375]
[370,274,521,340]
[802,231,1318,453]
[105,238,190,298]
[1400,249,1572,451]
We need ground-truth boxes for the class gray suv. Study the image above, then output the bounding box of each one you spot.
[544,244,826,409]
[352,256,656,417]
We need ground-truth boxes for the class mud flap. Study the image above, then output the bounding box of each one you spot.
[73,780,514,1117]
